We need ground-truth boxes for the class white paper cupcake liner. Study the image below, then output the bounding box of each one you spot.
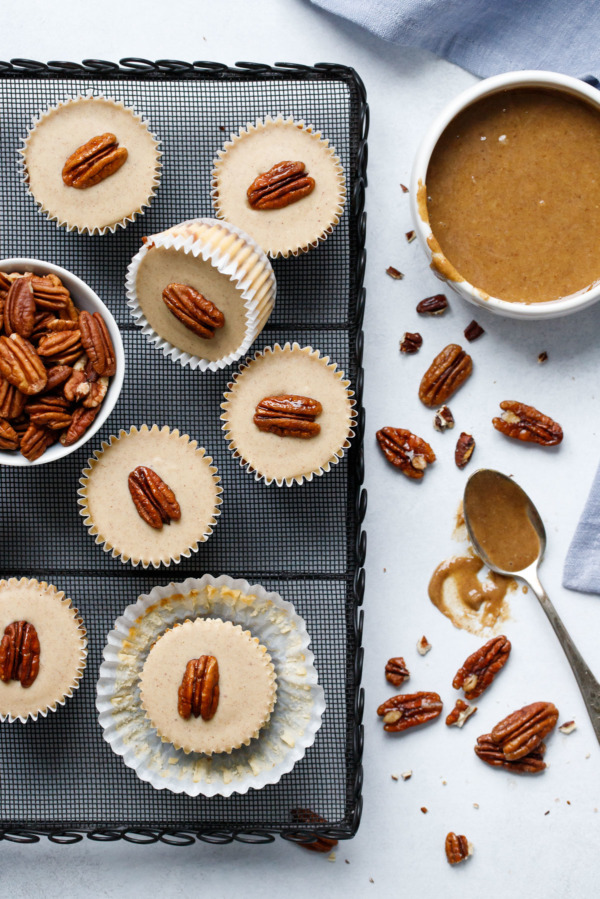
[0,578,88,724]
[125,218,277,372]
[221,342,356,486]
[96,574,325,797]
[19,91,162,236]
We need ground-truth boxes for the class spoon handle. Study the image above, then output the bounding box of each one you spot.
[528,571,600,743]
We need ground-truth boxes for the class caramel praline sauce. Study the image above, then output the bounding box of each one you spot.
[428,553,515,635]
[425,88,600,303]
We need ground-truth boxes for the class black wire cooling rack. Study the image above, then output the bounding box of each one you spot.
[0,59,367,846]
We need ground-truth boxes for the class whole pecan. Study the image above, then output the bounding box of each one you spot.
[290,809,339,853]
[79,311,116,377]
[254,395,322,438]
[162,283,225,339]
[3,277,35,338]
[20,423,55,461]
[128,465,181,529]
[377,691,443,733]
[0,378,26,418]
[376,427,436,479]
[474,733,546,773]
[492,401,563,446]
[0,620,40,687]
[178,655,220,721]
[0,417,19,450]
[36,329,83,366]
[60,405,99,447]
[455,432,475,469]
[0,333,47,395]
[419,344,473,407]
[416,294,448,315]
[453,635,511,700]
[247,160,315,210]
[31,274,71,312]
[385,657,410,686]
[62,133,128,189]
[26,394,72,430]
[445,832,472,865]
[491,701,558,761]
[399,332,423,354]
[445,698,477,728]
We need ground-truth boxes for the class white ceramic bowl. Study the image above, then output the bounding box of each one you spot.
[410,70,600,320]
[0,258,125,466]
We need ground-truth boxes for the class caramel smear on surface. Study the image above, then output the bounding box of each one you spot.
[428,553,516,636]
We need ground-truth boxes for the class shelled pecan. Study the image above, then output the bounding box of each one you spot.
[0,333,47,395]
[0,378,26,418]
[490,701,558,761]
[399,332,423,354]
[492,401,563,446]
[445,832,472,865]
[419,344,472,407]
[290,809,339,853]
[446,699,477,728]
[0,417,19,450]
[376,427,436,479]
[79,311,116,377]
[433,404,454,432]
[254,395,322,438]
[128,465,181,529]
[455,432,475,469]
[60,405,99,447]
[20,423,56,461]
[0,620,40,687]
[416,294,448,315]
[62,133,128,189]
[178,655,219,721]
[377,691,443,733]
[26,394,72,430]
[464,320,484,342]
[385,657,410,686]
[3,277,35,338]
[453,635,511,700]
[162,283,225,339]
[41,364,72,395]
[474,733,547,773]
[31,274,72,312]
[37,329,83,366]
[247,161,315,210]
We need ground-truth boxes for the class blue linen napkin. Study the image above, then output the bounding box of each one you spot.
[564,462,600,594]
[310,0,600,79]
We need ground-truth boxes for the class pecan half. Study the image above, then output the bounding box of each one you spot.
[399,332,423,354]
[0,418,19,450]
[247,160,315,210]
[62,133,128,189]
[446,698,477,728]
[162,283,225,339]
[474,733,547,773]
[492,401,563,446]
[79,311,116,377]
[36,329,82,366]
[0,333,47,395]
[490,701,558,761]
[0,378,26,418]
[455,432,475,469]
[31,274,71,312]
[385,657,410,686]
[254,395,322,438]
[178,655,219,721]
[60,405,99,447]
[128,465,181,529]
[20,423,55,461]
[26,394,72,430]
[3,277,35,338]
[416,294,448,315]
[445,833,472,865]
[453,635,511,700]
[419,344,473,407]
[376,427,436,480]
[0,621,40,687]
[290,809,339,853]
[433,404,454,432]
[41,364,72,394]
[377,691,443,733]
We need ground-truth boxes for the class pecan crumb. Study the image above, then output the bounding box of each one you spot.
[473,803,479,809]
[391,774,399,781]
[386,266,404,280]
[405,230,416,243]
[345,859,350,865]
[327,852,336,862]
[433,404,455,432]
[399,332,423,354]
[420,807,428,814]
[538,351,548,364]
[417,635,432,656]
[544,810,550,815]
[559,720,576,734]
[401,770,413,781]
[464,319,485,342]
[400,183,409,193]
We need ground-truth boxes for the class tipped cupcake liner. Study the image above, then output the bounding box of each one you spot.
[96,574,325,797]
[77,424,222,569]
[221,342,356,486]
[125,217,276,372]
[19,91,162,236]
[0,578,87,724]
[211,115,346,259]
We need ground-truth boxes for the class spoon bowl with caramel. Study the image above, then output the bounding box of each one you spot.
[464,469,600,745]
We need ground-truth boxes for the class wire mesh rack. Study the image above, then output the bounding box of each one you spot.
[0,58,368,846]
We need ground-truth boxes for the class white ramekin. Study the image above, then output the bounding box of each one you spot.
[0,258,125,466]
[410,70,600,320]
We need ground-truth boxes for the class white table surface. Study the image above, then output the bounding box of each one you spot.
[3,2,600,896]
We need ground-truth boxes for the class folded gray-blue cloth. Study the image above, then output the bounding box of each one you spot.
[310,0,600,79]
[564,462,600,594]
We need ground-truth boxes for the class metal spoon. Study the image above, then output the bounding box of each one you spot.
[463,468,600,745]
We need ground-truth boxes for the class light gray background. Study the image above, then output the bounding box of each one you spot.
[2,1,600,897]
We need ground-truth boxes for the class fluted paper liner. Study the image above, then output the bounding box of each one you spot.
[211,115,346,258]
[125,218,277,372]
[96,574,325,797]
[221,342,356,486]
[0,578,87,724]
[78,424,222,569]
[19,92,162,236]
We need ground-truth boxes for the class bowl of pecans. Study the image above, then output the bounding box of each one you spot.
[0,258,124,465]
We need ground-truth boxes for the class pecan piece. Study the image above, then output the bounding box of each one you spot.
[60,405,99,447]
[0,621,40,687]
[377,691,443,733]
[26,394,72,430]
[376,427,436,480]
[3,277,35,338]
[455,432,475,469]
[385,657,410,686]
[0,417,19,450]
[445,832,472,865]
[491,701,558,761]
[162,283,225,339]
[0,333,47,395]
[0,378,26,418]
[128,465,181,529]
[247,160,315,210]
[419,344,473,407]
[386,266,404,280]
[178,655,219,721]
[433,404,454,432]
[474,733,547,773]
[290,809,339,853]
[64,358,107,408]
[62,133,128,189]
[36,329,83,366]
[492,401,563,446]
[416,294,448,315]
[254,395,322,438]
[399,332,422,354]
[464,319,485,342]
[453,635,511,700]
[79,311,116,377]
[446,698,477,728]
[20,423,55,461]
